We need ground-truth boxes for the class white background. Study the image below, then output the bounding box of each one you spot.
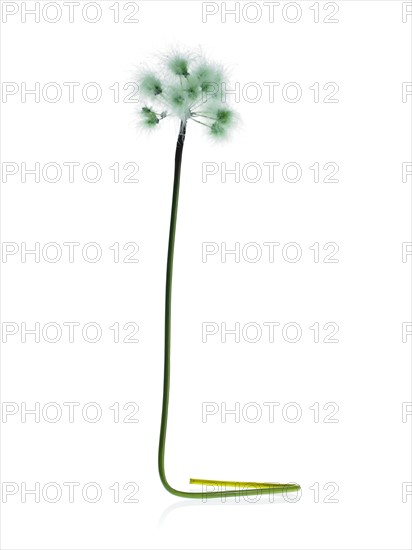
[1,1,411,549]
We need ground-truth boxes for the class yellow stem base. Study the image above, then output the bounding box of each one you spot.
[190,478,299,490]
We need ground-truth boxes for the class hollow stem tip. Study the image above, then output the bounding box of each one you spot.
[190,478,301,494]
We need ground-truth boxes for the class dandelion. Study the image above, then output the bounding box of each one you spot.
[136,49,300,500]
[167,53,190,77]
[139,106,159,127]
[137,50,235,138]
[139,72,163,98]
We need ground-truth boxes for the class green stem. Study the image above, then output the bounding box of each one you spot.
[192,113,216,121]
[191,118,212,129]
[158,120,300,499]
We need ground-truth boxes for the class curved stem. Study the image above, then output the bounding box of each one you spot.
[158,120,300,499]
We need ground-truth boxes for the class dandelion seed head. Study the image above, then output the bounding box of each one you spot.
[193,63,224,94]
[168,55,190,77]
[135,48,238,139]
[210,121,227,138]
[183,75,201,102]
[216,107,233,124]
[138,71,163,98]
[140,106,159,128]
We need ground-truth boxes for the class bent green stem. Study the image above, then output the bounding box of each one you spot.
[158,120,300,499]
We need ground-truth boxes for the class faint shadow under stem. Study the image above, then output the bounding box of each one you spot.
[158,493,292,528]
